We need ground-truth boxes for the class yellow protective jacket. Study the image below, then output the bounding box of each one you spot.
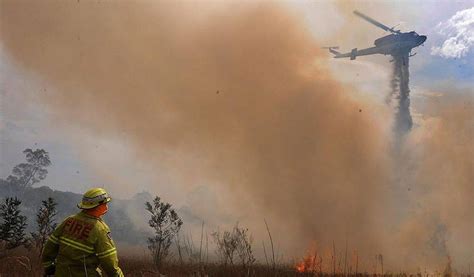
[42,211,124,277]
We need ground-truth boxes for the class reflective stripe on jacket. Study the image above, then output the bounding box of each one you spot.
[42,211,124,277]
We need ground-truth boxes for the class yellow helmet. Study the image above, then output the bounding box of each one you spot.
[77,188,111,209]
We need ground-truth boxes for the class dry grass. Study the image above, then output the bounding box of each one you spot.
[0,247,41,277]
[120,255,298,276]
[0,250,460,277]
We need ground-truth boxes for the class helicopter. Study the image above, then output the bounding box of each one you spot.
[325,10,427,61]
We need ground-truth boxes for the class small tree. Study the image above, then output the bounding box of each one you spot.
[6,149,51,189]
[31,197,57,256]
[145,196,183,268]
[212,223,255,267]
[0,197,28,249]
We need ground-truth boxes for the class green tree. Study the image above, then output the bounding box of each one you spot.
[6,149,51,189]
[145,196,183,268]
[0,197,28,249]
[31,197,57,256]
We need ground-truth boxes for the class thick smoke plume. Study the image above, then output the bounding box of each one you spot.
[1,0,473,271]
[0,0,390,262]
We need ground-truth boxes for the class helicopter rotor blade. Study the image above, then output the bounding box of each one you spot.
[353,10,400,34]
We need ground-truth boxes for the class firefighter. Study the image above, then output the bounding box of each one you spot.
[42,188,124,277]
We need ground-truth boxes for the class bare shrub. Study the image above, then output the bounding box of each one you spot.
[212,223,255,267]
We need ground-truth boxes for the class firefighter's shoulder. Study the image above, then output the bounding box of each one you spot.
[94,217,111,234]
[88,220,109,238]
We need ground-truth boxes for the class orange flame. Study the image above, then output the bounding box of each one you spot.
[295,254,318,273]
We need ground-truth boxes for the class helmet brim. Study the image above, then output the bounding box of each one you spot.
[77,196,111,210]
